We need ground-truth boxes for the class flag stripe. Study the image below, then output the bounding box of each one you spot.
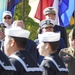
[59,0,74,27]
[34,0,54,21]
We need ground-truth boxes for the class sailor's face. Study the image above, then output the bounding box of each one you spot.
[3,15,12,26]
[69,38,75,49]
[46,14,56,20]
[37,41,47,56]
[4,35,12,56]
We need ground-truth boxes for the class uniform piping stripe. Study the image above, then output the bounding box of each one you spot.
[0,60,16,71]
[10,55,42,72]
[44,56,69,72]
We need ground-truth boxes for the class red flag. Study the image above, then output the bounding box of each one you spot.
[34,0,54,21]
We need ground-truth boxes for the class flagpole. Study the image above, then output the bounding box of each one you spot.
[22,0,25,22]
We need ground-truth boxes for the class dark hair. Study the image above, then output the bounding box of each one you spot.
[46,41,59,51]
[10,36,27,49]
[37,27,42,34]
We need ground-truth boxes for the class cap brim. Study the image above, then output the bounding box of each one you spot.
[45,12,56,15]
[41,25,54,29]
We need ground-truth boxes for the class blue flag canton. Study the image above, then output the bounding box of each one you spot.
[7,0,21,11]
[7,0,21,17]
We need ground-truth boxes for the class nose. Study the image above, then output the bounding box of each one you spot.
[49,17,53,19]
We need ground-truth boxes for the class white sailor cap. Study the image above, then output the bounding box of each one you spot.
[39,19,55,29]
[5,26,30,38]
[43,7,56,15]
[2,11,12,18]
[38,32,60,42]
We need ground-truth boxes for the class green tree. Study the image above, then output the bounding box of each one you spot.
[14,0,39,40]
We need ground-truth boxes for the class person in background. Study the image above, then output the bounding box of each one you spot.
[0,11,13,52]
[35,19,66,64]
[12,20,38,63]
[0,23,6,41]
[0,22,15,75]
[0,22,8,48]
[37,32,68,75]
[4,26,42,75]
[43,7,67,47]
[59,27,75,75]
[2,11,13,28]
